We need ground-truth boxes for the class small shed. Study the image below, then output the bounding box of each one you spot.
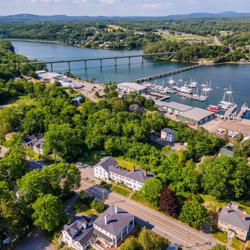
[161,128,176,143]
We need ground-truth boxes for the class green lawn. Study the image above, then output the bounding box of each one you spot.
[111,185,131,197]
[5,96,35,107]
[213,232,228,244]
[201,194,250,213]
[131,192,157,209]
[213,232,246,250]
[231,237,245,250]
[115,157,143,171]
[157,31,210,42]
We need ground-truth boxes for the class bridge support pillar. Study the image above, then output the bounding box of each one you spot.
[68,62,71,72]
[50,63,53,72]
[141,56,144,66]
[114,58,117,68]
[128,57,131,66]
[84,60,87,70]
[100,59,103,69]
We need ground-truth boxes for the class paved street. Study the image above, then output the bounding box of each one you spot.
[81,180,217,250]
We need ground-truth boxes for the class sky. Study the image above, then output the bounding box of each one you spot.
[1,0,250,16]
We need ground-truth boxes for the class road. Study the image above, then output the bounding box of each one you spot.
[81,180,217,250]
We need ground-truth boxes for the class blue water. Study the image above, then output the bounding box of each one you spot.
[12,41,250,111]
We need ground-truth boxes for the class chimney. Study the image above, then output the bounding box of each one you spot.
[115,205,118,214]
[242,211,247,220]
[83,221,87,229]
[144,169,148,178]
[104,215,108,225]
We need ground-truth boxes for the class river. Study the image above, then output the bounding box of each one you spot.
[12,41,250,112]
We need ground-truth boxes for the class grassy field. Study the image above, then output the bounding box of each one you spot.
[5,97,35,107]
[115,157,143,171]
[213,232,246,250]
[157,31,210,42]
[201,194,250,213]
[111,185,131,197]
[107,24,126,32]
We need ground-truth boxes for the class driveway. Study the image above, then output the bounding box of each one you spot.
[15,230,56,250]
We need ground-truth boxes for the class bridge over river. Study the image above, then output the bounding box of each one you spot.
[30,52,176,71]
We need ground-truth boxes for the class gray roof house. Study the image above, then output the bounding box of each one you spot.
[161,128,176,143]
[92,205,135,249]
[218,202,250,241]
[94,157,154,191]
[62,216,93,250]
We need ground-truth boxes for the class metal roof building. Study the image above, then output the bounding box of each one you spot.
[178,107,215,125]
[118,82,148,93]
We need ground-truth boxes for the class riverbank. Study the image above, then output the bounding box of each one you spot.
[7,38,63,45]
[8,38,250,65]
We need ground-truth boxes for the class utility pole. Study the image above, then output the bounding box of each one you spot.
[186,230,189,248]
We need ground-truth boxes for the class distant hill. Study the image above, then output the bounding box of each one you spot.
[166,11,250,19]
[0,12,250,23]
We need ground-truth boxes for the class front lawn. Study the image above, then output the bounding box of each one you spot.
[111,185,131,197]
[201,195,250,213]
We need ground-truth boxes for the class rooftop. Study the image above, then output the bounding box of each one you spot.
[219,202,250,231]
[118,82,148,92]
[94,206,134,237]
[161,128,176,134]
[96,157,154,183]
[155,101,193,112]
[179,107,214,121]
[63,216,93,246]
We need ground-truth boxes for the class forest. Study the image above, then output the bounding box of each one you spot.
[0,39,250,247]
[1,17,250,62]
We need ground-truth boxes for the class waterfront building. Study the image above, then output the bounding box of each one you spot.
[93,157,154,191]
[62,216,93,250]
[92,205,134,249]
[218,202,250,241]
[155,101,215,125]
[178,107,215,125]
[118,82,148,94]
[161,128,176,143]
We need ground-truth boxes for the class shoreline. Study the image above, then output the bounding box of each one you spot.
[8,38,250,65]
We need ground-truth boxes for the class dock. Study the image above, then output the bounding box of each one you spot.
[224,105,238,120]
[236,103,249,120]
[136,64,204,83]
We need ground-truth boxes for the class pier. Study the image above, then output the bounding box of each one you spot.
[236,103,249,120]
[224,105,238,120]
[30,52,176,71]
[136,64,204,83]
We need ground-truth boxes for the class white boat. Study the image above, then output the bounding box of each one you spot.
[179,84,193,94]
[188,80,198,88]
[202,82,213,92]
[218,86,236,110]
[168,78,176,85]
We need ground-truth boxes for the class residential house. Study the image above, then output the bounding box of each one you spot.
[161,128,176,143]
[24,135,45,155]
[92,205,134,249]
[62,216,93,250]
[93,157,154,191]
[218,202,250,241]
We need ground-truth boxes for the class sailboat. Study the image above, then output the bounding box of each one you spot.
[202,81,213,92]
[188,79,198,88]
[218,85,236,110]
